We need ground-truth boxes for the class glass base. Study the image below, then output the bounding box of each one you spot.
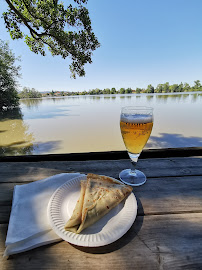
[119,169,146,186]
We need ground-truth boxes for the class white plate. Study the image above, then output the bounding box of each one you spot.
[47,175,137,247]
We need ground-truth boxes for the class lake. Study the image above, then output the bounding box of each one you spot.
[0,92,202,156]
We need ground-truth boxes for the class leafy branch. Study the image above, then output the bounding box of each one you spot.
[2,0,100,78]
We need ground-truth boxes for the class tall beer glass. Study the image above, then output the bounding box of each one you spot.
[120,106,153,186]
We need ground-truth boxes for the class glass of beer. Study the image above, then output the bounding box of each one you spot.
[120,106,153,186]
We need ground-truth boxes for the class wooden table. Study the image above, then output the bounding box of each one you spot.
[0,149,202,269]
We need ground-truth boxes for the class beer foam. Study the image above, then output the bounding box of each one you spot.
[121,114,153,124]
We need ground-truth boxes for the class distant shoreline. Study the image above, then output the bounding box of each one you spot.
[19,91,202,100]
[18,81,202,99]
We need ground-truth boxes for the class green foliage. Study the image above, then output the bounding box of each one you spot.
[87,88,102,95]
[169,84,179,93]
[3,0,100,78]
[0,39,20,109]
[135,88,142,94]
[103,88,110,94]
[183,82,190,91]
[162,82,170,93]
[155,84,163,93]
[34,80,202,98]
[146,84,154,93]
[178,82,184,92]
[125,87,132,94]
[80,90,87,95]
[110,87,116,94]
[155,82,202,93]
[194,80,201,89]
[19,87,42,98]
[94,88,102,95]
[119,88,125,94]
[88,89,95,95]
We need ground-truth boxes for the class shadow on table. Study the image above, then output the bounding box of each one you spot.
[2,181,202,268]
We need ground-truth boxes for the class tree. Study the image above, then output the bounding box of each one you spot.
[103,88,110,94]
[95,88,102,95]
[19,87,42,98]
[146,84,154,93]
[2,0,100,78]
[125,87,132,94]
[183,82,190,91]
[119,88,125,94]
[0,39,20,109]
[135,88,142,94]
[194,80,201,89]
[50,90,55,96]
[178,82,184,92]
[110,87,116,94]
[162,82,170,93]
[80,90,87,95]
[169,84,179,93]
[155,84,163,93]
[89,89,96,95]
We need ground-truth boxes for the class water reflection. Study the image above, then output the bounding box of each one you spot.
[88,96,101,100]
[21,100,78,120]
[51,97,66,101]
[147,133,202,149]
[0,107,23,121]
[182,94,189,101]
[156,94,184,103]
[0,92,201,156]
[119,95,132,99]
[146,95,154,102]
[20,98,43,109]
[191,93,198,102]
[0,107,34,156]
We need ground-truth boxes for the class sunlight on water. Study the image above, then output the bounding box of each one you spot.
[0,93,202,155]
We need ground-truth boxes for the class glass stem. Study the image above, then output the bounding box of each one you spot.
[128,152,140,173]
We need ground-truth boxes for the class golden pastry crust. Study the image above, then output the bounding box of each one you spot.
[65,174,133,234]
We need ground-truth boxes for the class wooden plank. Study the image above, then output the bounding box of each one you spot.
[1,213,202,270]
[0,157,202,183]
[0,183,16,206]
[1,176,202,223]
[0,206,11,224]
[0,147,201,162]
[135,175,202,216]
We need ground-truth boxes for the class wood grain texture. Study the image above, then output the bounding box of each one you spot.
[0,175,202,223]
[0,157,201,183]
[1,155,202,269]
[1,213,202,270]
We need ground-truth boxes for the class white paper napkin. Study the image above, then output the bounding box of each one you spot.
[4,172,85,257]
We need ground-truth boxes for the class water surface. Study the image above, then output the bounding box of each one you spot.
[0,92,202,156]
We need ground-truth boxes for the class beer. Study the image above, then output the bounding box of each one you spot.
[120,114,153,154]
[119,107,153,186]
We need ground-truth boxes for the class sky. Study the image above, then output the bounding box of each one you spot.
[0,0,202,92]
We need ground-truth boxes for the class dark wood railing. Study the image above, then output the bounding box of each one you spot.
[0,147,201,162]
